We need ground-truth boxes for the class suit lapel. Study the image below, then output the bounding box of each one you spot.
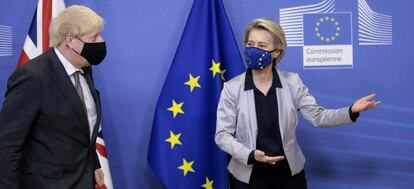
[276,88,286,142]
[82,68,101,143]
[246,89,258,149]
[276,70,287,142]
[242,72,258,147]
[48,49,90,137]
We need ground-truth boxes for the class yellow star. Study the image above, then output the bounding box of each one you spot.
[167,100,184,118]
[202,177,214,189]
[209,60,222,78]
[178,158,195,176]
[184,74,201,92]
[220,69,226,81]
[165,130,182,149]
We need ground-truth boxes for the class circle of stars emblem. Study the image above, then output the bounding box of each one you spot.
[315,16,340,42]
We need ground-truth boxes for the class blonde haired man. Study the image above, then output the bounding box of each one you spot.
[0,5,107,189]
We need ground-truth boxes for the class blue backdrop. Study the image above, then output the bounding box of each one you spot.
[0,0,413,188]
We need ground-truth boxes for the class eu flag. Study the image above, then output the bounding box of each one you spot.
[303,13,352,45]
[148,0,245,188]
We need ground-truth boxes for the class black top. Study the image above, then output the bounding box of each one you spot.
[245,68,284,157]
[245,68,291,176]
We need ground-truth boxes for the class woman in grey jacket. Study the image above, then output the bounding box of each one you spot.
[215,18,380,189]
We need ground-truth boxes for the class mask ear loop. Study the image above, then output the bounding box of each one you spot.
[269,48,280,53]
[76,37,87,43]
[66,36,83,55]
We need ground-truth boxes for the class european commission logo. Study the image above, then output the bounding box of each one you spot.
[303,13,353,68]
[0,24,12,57]
[279,0,392,69]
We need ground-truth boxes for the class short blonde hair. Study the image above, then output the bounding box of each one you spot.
[244,18,287,64]
[49,5,104,47]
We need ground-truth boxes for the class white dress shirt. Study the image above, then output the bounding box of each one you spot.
[54,48,97,139]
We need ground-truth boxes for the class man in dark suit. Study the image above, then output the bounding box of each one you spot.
[0,5,107,189]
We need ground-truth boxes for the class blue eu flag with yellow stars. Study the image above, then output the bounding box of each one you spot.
[148,0,245,188]
[303,13,352,45]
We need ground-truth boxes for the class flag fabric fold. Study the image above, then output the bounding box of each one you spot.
[148,0,245,188]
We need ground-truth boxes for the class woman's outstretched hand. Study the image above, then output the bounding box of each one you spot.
[351,93,381,113]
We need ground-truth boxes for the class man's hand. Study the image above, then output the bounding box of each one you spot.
[95,169,105,187]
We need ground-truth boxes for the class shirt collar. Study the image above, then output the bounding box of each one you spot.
[54,48,83,76]
[244,68,283,91]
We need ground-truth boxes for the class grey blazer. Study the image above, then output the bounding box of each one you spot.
[215,70,354,183]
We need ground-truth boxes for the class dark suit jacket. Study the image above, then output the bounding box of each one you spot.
[0,49,101,189]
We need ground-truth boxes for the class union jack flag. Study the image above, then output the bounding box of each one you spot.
[96,126,114,189]
[17,0,65,67]
[17,1,113,188]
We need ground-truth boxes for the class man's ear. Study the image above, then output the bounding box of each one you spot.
[64,34,76,48]
[66,34,76,43]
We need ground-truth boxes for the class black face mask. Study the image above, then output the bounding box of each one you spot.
[72,38,107,65]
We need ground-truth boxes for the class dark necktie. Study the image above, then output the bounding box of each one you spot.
[73,71,87,112]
